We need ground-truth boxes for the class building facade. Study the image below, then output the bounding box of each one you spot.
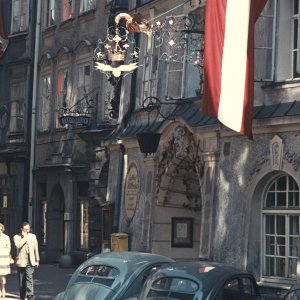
[2,0,300,293]
[33,0,130,263]
[0,0,37,236]
[100,0,300,292]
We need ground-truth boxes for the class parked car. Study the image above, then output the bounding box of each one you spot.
[53,251,174,300]
[283,282,300,299]
[136,260,261,300]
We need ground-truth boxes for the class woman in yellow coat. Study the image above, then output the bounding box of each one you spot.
[0,223,11,298]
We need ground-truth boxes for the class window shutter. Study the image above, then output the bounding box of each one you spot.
[254,0,276,81]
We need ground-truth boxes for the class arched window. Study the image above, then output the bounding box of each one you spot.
[262,174,300,280]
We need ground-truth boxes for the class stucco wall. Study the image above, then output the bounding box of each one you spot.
[211,131,300,277]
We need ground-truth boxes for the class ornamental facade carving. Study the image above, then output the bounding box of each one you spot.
[156,125,203,210]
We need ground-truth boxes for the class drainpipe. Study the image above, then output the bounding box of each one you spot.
[113,144,125,233]
[28,0,41,225]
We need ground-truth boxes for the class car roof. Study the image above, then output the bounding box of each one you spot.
[155,260,250,277]
[87,251,174,266]
[145,260,255,297]
[67,251,174,292]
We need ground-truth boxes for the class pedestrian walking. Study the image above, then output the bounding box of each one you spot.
[0,223,11,298]
[13,222,40,300]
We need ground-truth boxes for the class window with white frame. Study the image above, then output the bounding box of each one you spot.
[140,31,185,105]
[80,0,95,13]
[41,201,47,245]
[277,0,300,80]
[262,174,300,280]
[256,0,300,82]
[11,0,29,33]
[62,0,73,21]
[292,0,300,78]
[9,82,24,132]
[78,182,89,250]
[78,64,91,98]
[80,200,89,249]
[39,75,52,132]
[164,60,185,100]
[255,0,276,81]
[38,182,47,245]
[56,69,69,128]
[141,34,159,101]
[46,0,56,27]
[158,31,185,100]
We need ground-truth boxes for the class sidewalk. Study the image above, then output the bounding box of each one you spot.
[5,263,76,300]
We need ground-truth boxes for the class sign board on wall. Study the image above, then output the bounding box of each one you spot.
[124,164,139,220]
[59,115,90,126]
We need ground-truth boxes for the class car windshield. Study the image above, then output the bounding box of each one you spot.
[145,276,199,300]
[80,265,120,278]
[74,264,120,288]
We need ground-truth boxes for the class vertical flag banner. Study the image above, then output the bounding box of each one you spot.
[202,0,267,138]
[0,5,8,59]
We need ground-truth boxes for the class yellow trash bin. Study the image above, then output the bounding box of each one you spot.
[111,233,128,252]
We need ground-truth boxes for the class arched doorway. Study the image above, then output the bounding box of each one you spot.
[47,184,65,262]
[156,125,203,210]
[152,125,203,259]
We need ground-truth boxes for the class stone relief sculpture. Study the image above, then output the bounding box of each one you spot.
[156,125,203,210]
[270,135,284,171]
[251,134,300,176]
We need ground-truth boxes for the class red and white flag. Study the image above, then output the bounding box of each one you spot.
[202,0,267,138]
[0,5,8,59]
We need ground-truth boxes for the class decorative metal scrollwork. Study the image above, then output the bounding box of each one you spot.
[151,11,204,67]
[56,87,98,126]
[56,91,94,116]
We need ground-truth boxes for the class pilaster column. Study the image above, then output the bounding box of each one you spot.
[142,154,158,251]
[199,151,219,259]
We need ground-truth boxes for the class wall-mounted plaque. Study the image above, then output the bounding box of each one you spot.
[124,164,139,221]
[171,217,193,248]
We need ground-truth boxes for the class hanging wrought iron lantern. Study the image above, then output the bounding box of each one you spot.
[137,132,161,154]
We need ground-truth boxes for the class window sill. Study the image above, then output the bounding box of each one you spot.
[7,131,24,137]
[54,127,68,132]
[59,17,74,28]
[260,79,300,90]
[135,0,155,9]
[37,130,51,135]
[42,25,57,34]
[8,31,28,39]
[79,8,96,18]
[257,280,293,291]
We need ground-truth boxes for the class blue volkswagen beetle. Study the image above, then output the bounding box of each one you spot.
[53,251,174,300]
[136,260,261,300]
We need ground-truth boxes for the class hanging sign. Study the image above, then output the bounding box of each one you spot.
[59,115,90,126]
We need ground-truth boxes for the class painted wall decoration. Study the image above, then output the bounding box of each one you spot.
[124,163,139,220]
